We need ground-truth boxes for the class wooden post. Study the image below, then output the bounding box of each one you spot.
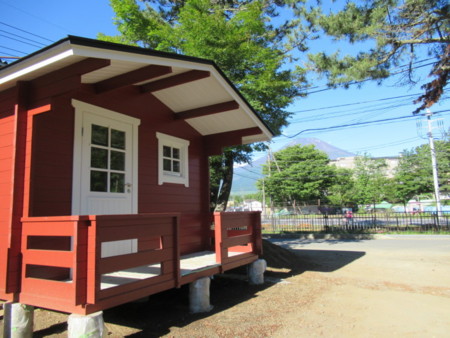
[252,212,263,256]
[86,216,99,305]
[214,212,227,263]
[173,215,181,287]
[7,82,29,294]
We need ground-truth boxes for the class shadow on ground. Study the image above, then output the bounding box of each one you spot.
[32,239,365,337]
[262,238,365,274]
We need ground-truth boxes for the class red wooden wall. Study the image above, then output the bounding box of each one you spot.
[26,76,210,255]
[0,88,16,299]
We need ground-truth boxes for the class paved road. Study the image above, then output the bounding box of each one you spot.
[268,234,450,253]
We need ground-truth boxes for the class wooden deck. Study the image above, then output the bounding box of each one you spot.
[15,212,262,314]
[100,251,244,290]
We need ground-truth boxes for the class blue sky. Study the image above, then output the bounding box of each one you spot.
[1,0,449,158]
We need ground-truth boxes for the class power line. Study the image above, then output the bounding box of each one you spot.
[240,166,264,177]
[255,139,448,164]
[287,90,449,126]
[304,62,438,95]
[289,89,449,123]
[302,58,436,92]
[0,34,45,49]
[0,21,54,43]
[349,137,422,153]
[0,51,19,58]
[0,29,47,47]
[0,45,27,55]
[283,110,450,138]
[290,100,415,124]
[284,115,415,138]
[0,0,73,35]
[290,93,425,114]
[233,172,261,181]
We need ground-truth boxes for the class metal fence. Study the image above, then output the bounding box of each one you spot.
[261,213,450,233]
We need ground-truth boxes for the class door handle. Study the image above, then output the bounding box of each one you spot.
[125,183,132,193]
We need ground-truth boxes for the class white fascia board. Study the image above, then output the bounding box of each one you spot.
[0,41,74,87]
[209,68,273,141]
[70,45,212,72]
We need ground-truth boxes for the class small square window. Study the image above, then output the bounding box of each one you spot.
[156,133,190,187]
[163,158,172,172]
[172,148,180,159]
[172,160,180,173]
[163,146,171,158]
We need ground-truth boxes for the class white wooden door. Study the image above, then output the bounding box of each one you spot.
[72,100,139,216]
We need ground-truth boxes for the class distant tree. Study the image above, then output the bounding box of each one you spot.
[101,0,304,211]
[326,167,356,208]
[392,140,450,203]
[352,155,390,206]
[230,194,244,205]
[258,145,336,209]
[296,0,449,113]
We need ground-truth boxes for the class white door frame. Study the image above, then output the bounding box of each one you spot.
[71,99,140,215]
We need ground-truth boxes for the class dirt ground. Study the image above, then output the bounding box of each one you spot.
[4,236,450,337]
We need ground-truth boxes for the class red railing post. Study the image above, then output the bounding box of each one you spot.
[252,212,263,256]
[214,212,227,263]
[173,215,181,287]
[73,217,90,306]
[86,216,99,305]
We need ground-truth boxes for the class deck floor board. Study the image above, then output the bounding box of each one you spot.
[100,251,243,289]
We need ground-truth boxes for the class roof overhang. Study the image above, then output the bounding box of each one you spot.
[0,36,274,143]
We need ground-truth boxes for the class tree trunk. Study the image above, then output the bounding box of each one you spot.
[210,166,221,212]
[209,151,235,212]
[215,152,234,212]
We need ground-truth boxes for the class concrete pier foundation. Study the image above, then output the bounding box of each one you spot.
[189,277,213,313]
[3,302,34,338]
[248,259,267,285]
[67,311,105,338]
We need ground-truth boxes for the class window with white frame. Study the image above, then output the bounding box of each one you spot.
[156,132,190,187]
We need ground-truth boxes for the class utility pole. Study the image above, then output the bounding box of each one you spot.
[425,109,443,219]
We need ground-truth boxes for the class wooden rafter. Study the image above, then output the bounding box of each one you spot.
[94,65,172,94]
[32,58,111,87]
[140,70,210,93]
[174,101,239,120]
[204,127,262,156]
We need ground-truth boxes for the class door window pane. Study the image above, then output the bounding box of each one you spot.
[92,125,108,146]
[89,123,128,194]
[111,129,125,149]
[110,151,125,171]
[91,147,108,169]
[91,171,108,192]
[110,173,125,193]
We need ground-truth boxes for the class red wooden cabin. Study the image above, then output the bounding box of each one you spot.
[0,36,272,315]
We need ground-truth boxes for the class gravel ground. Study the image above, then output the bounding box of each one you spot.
[5,235,450,337]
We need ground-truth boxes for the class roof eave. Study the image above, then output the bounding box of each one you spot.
[0,36,275,140]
